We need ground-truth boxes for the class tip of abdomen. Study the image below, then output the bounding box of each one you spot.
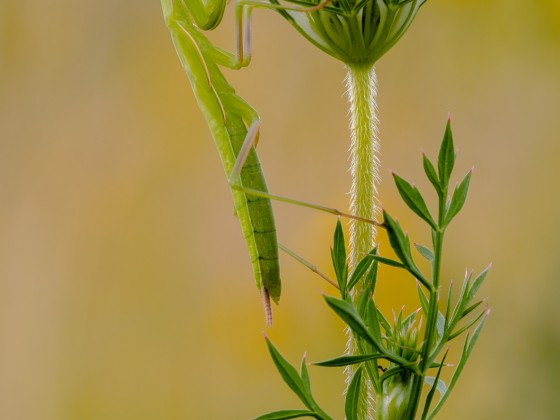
[261,288,273,327]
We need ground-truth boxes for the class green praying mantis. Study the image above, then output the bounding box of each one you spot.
[161,0,380,325]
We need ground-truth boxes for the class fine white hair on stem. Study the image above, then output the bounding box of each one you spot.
[343,64,381,420]
[346,65,381,272]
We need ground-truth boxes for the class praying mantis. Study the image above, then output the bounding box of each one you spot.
[161,0,380,325]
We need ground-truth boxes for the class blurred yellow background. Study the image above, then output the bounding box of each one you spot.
[1,0,559,419]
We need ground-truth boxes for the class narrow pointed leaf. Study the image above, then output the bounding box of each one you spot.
[366,299,383,343]
[253,410,319,420]
[436,310,446,342]
[324,296,376,348]
[422,352,448,420]
[347,250,375,292]
[461,300,483,319]
[363,253,379,298]
[393,172,437,228]
[377,307,393,337]
[423,154,441,195]
[427,311,490,420]
[424,376,448,398]
[445,283,453,330]
[380,366,407,386]
[444,170,472,226]
[370,255,407,269]
[314,353,385,367]
[300,355,311,396]
[383,211,413,266]
[331,220,347,296]
[450,270,473,330]
[467,264,491,302]
[438,120,455,191]
[384,212,432,290]
[324,296,407,366]
[417,283,429,316]
[449,309,487,341]
[264,337,313,410]
[415,243,434,262]
[345,365,364,420]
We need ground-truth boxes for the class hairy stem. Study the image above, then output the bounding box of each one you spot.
[345,64,380,419]
[347,65,380,272]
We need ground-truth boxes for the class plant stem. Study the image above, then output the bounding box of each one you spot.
[346,64,380,274]
[345,64,380,418]
[405,192,447,418]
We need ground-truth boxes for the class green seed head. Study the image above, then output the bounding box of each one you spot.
[277,0,427,66]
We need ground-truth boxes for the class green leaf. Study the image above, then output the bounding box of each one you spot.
[345,365,363,420]
[347,249,375,292]
[383,211,432,291]
[314,353,384,367]
[426,311,490,420]
[362,253,379,298]
[436,311,446,343]
[253,409,319,420]
[264,337,314,410]
[370,255,407,269]
[422,352,448,420]
[438,119,455,191]
[383,211,413,266]
[423,154,441,195]
[444,170,472,226]
[392,172,437,229]
[461,300,483,319]
[467,264,491,303]
[377,308,393,338]
[331,220,347,296]
[300,354,311,397]
[444,283,453,330]
[415,243,434,262]
[365,298,383,344]
[417,283,429,316]
[379,366,407,386]
[424,376,447,398]
[323,296,376,348]
[449,308,487,341]
[449,270,473,330]
[324,296,409,367]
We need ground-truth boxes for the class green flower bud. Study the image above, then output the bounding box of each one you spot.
[276,0,427,66]
[377,308,422,418]
[378,373,414,420]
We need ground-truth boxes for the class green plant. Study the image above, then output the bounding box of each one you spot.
[256,121,490,419]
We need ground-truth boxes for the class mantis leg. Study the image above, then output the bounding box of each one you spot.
[233,0,331,67]
[167,0,330,69]
[225,103,384,229]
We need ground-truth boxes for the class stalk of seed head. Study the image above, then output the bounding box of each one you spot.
[345,63,380,419]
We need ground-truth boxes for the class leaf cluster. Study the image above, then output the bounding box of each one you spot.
[255,120,490,419]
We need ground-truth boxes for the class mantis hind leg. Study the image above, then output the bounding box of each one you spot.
[227,115,384,229]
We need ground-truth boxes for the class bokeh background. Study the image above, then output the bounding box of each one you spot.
[1,0,559,419]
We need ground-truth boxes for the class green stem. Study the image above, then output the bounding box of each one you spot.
[345,64,380,419]
[346,64,380,275]
[405,193,446,419]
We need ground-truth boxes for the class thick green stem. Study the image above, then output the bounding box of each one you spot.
[346,64,380,272]
[344,64,380,419]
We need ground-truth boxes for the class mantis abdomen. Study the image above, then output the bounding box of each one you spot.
[227,116,281,315]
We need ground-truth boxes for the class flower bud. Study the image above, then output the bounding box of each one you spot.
[279,0,427,66]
